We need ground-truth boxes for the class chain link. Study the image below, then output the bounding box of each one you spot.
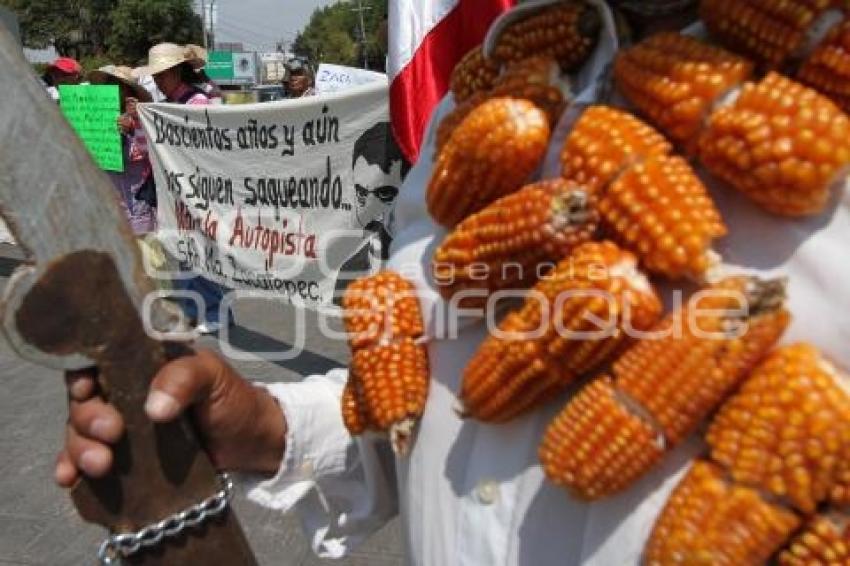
[97,473,234,565]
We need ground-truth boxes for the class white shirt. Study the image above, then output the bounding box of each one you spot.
[245,17,850,566]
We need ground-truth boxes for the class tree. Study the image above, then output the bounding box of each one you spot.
[0,0,201,65]
[108,0,202,65]
[0,0,116,58]
[294,0,388,71]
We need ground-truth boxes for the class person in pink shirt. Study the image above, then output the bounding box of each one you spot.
[184,44,224,104]
[88,65,156,235]
[135,43,232,334]
[135,43,210,105]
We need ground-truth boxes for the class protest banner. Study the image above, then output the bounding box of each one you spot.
[138,82,403,309]
[59,84,124,172]
[315,63,388,95]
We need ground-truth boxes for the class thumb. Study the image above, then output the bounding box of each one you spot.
[145,350,222,422]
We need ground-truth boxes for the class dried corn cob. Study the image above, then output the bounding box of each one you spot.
[798,19,850,112]
[432,179,599,308]
[700,0,835,68]
[707,343,850,514]
[560,106,672,195]
[342,271,430,455]
[599,154,727,280]
[489,57,568,126]
[543,276,788,499]
[427,97,551,227]
[461,241,662,423]
[342,270,423,350]
[450,45,501,103]
[342,379,370,435]
[699,72,850,216]
[437,57,567,154]
[645,460,802,566]
[779,515,850,565]
[348,338,430,454]
[614,32,754,151]
[493,1,601,72]
[616,276,790,447]
[539,376,664,500]
[436,91,490,155]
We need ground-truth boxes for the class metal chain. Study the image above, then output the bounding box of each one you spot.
[97,473,234,565]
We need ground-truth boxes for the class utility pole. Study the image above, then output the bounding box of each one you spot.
[208,0,216,49]
[200,0,208,49]
[351,0,371,69]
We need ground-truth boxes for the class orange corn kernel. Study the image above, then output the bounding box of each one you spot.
[437,57,567,154]
[427,97,550,227]
[450,45,501,103]
[645,460,802,566]
[778,515,850,565]
[616,276,790,447]
[493,1,601,72]
[614,32,754,151]
[698,72,850,216]
[707,343,850,514]
[599,154,727,280]
[342,271,423,350]
[798,19,850,112]
[432,179,599,308]
[346,338,430,454]
[560,105,672,195]
[700,0,835,68]
[540,376,664,500]
[461,241,662,423]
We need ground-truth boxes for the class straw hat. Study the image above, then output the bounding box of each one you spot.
[134,43,204,77]
[184,44,208,69]
[88,65,152,102]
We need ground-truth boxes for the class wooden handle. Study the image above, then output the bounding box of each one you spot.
[12,250,256,565]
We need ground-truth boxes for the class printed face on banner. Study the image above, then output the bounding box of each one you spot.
[138,85,397,308]
[353,158,402,229]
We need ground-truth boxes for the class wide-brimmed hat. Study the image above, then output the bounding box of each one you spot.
[134,43,204,77]
[88,65,153,102]
[184,44,208,69]
[48,56,82,75]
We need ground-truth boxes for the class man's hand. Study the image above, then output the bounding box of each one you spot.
[125,97,139,118]
[55,349,286,487]
[116,114,134,134]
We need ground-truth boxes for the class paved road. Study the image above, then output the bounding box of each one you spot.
[0,250,404,566]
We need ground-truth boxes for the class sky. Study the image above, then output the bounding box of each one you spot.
[199,0,338,53]
[22,0,340,63]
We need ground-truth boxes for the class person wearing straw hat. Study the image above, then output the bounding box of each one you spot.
[135,42,210,106]
[185,43,223,104]
[136,43,233,333]
[88,65,169,288]
[88,65,156,233]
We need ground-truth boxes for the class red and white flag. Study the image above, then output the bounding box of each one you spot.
[388,0,515,164]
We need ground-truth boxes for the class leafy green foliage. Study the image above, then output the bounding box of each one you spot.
[0,0,91,53]
[294,0,388,71]
[0,0,201,65]
[107,0,202,64]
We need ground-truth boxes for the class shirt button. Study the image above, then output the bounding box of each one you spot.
[301,459,314,475]
[475,479,499,505]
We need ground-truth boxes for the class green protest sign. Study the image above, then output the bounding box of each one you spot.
[59,85,123,172]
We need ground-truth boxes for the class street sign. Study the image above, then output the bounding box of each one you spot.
[206,51,257,85]
[206,50,234,80]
